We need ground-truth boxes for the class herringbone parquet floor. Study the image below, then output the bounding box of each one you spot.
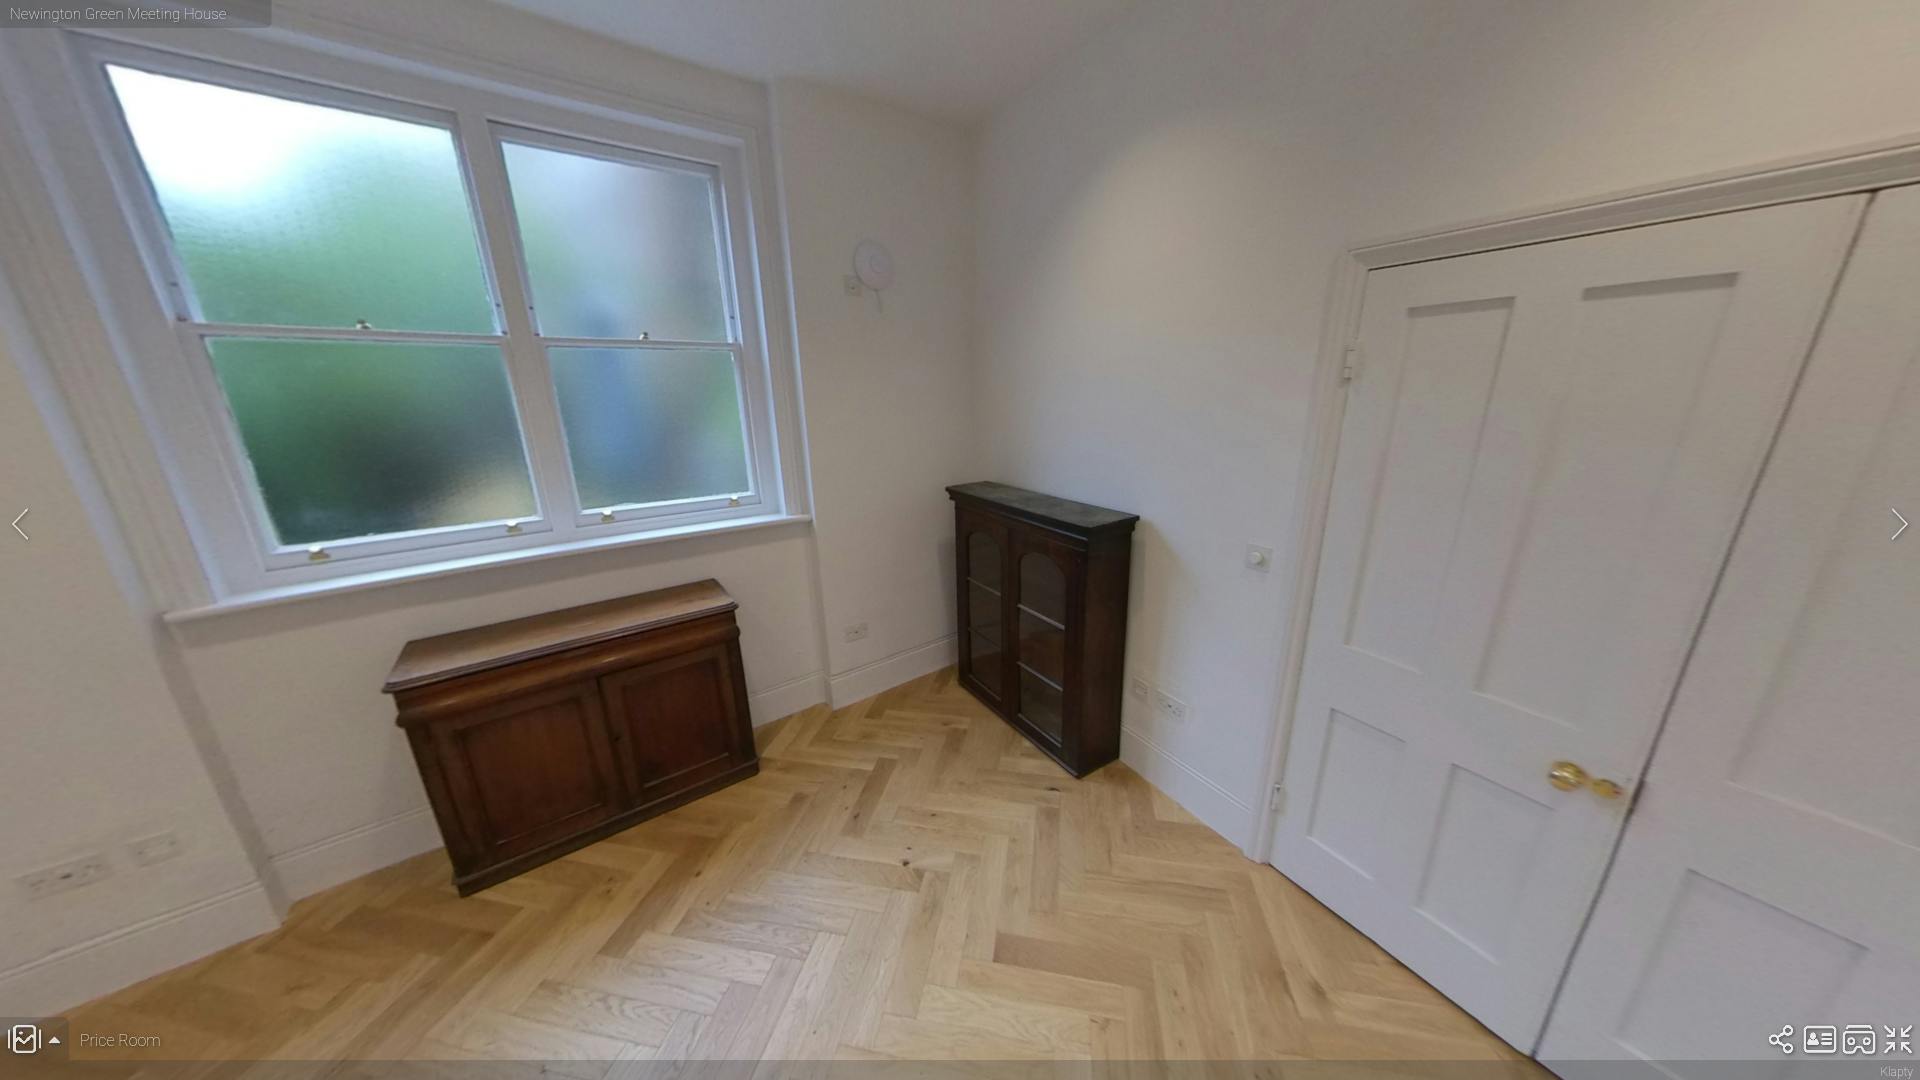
[58,668,1542,1074]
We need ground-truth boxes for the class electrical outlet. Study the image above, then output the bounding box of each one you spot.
[1152,688,1189,725]
[128,831,183,867]
[1128,675,1152,703]
[842,621,869,643]
[17,852,112,900]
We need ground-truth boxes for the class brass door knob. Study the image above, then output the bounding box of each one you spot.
[1589,777,1626,800]
[1548,761,1588,791]
[1549,760,1628,799]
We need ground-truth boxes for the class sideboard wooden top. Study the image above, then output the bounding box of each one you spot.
[384,579,736,693]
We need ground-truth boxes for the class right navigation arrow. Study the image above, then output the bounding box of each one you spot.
[1894,508,1909,542]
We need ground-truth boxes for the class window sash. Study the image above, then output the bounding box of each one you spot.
[491,122,739,347]
[543,342,759,521]
[176,325,555,569]
[61,33,783,593]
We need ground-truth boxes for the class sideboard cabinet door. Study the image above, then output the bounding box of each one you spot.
[600,643,751,808]
[429,680,627,867]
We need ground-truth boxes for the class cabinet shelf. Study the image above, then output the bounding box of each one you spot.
[1016,603,1064,631]
[1017,660,1064,693]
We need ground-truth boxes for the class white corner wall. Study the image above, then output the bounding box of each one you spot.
[0,300,276,1017]
[974,0,1920,848]
[774,80,978,705]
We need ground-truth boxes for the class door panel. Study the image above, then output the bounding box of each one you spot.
[1540,185,1920,1068]
[1472,274,1738,728]
[601,645,746,804]
[1343,296,1512,671]
[1272,195,1865,1048]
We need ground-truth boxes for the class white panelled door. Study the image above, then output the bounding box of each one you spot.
[1270,196,1864,1049]
[1538,185,1920,1069]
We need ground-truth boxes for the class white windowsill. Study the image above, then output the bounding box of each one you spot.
[163,512,813,623]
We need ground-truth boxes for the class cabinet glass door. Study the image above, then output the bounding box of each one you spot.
[964,528,1004,697]
[1016,549,1067,744]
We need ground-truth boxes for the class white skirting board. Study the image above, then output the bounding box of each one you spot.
[0,883,279,1017]
[1120,724,1257,852]
[748,670,830,727]
[270,806,446,902]
[827,635,956,708]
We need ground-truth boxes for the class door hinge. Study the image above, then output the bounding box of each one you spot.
[1341,345,1361,383]
[1269,783,1286,814]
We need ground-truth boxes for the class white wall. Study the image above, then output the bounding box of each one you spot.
[0,293,276,1016]
[774,80,977,705]
[974,0,1920,847]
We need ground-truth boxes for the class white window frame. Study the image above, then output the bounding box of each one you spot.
[30,31,793,601]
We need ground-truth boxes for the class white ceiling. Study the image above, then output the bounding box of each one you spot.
[493,0,1140,121]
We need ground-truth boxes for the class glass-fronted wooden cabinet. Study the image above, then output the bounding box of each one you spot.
[950,482,1138,776]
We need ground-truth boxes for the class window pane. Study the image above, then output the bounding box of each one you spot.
[106,65,495,333]
[502,139,729,342]
[207,339,535,544]
[550,347,749,509]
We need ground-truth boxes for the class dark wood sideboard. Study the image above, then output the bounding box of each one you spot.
[383,580,757,895]
[947,482,1138,777]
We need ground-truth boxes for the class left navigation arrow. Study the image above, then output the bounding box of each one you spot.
[10,508,26,540]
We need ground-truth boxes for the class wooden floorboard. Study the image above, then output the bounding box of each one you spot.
[58,666,1543,1073]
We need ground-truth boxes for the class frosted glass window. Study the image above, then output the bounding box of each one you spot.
[549,347,749,509]
[106,65,495,333]
[502,139,730,342]
[208,339,535,544]
[75,44,782,584]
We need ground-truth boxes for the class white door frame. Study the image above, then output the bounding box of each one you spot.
[1250,133,1920,865]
